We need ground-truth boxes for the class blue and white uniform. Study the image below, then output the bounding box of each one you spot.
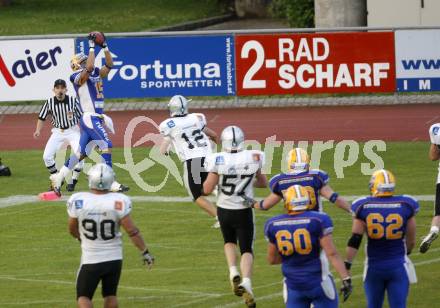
[69,68,112,165]
[269,170,329,212]
[264,211,338,308]
[352,195,419,308]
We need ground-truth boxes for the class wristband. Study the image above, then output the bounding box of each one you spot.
[105,64,113,69]
[329,192,339,203]
[344,260,352,270]
[89,47,95,52]
[142,249,149,255]
[259,200,267,211]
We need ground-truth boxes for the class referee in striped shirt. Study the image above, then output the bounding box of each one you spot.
[33,79,84,192]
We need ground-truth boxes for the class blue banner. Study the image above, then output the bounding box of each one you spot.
[75,35,235,98]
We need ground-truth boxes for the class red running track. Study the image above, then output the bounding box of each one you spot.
[0,104,439,151]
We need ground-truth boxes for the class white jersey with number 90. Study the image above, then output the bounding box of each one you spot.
[159,113,212,161]
[67,192,132,264]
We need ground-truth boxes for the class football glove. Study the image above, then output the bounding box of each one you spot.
[240,194,256,208]
[88,39,95,49]
[340,277,353,302]
[142,249,154,269]
[100,32,108,48]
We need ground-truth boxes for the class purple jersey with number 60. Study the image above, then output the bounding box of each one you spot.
[264,211,333,291]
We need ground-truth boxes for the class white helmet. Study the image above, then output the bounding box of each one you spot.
[221,125,245,152]
[168,95,191,117]
[88,163,115,191]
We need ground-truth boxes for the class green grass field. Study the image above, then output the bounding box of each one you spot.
[1,142,440,307]
[0,0,227,36]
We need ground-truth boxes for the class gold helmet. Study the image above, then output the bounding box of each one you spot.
[284,185,312,213]
[287,148,310,174]
[369,169,395,197]
[70,52,88,71]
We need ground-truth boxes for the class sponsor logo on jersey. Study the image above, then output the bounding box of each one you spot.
[167,120,175,128]
[114,201,123,211]
[215,156,225,165]
[433,126,439,135]
[253,153,261,162]
[75,200,83,209]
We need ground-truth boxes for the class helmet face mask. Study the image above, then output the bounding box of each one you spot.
[168,95,190,117]
[221,125,245,152]
[284,185,312,213]
[88,163,115,191]
[369,169,395,197]
[287,148,310,174]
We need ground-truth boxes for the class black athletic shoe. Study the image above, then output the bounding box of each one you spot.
[66,179,78,192]
[118,184,130,192]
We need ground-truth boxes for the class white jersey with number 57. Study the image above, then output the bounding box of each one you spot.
[205,150,265,210]
[67,192,132,264]
[159,113,212,161]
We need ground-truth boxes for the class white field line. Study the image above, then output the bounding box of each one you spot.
[0,295,193,306]
[214,256,440,308]
[0,275,219,297]
[0,194,436,209]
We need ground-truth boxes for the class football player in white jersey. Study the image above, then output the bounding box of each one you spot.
[420,123,440,252]
[159,95,219,227]
[203,125,267,308]
[67,163,154,308]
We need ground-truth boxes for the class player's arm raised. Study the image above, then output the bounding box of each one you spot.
[406,216,417,254]
[99,34,113,78]
[76,35,96,85]
[320,184,351,213]
[120,214,154,269]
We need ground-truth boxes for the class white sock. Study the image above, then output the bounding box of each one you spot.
[242,277,251,287]
[430,226,439,234]
[229,266,239,279]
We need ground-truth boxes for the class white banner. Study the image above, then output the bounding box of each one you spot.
[395,29,440,92]
[0,39,75,101]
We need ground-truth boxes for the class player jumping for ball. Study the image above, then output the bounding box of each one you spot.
[51,32,128,196]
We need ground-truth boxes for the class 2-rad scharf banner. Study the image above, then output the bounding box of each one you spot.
[395,29,440,92]
[76,35,235,98]
[234,32,396,96]
[0,39,75,101]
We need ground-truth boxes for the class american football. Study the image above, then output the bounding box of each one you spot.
[1,1,440,308]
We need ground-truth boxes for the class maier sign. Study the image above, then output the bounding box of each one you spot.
[235,32,396,96]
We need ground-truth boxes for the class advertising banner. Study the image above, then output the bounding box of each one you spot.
[235,32,395,96]
[0,39,75,101]
[395,29,440,92]
[76,35,235,98]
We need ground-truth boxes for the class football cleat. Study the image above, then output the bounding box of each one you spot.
[50,173,64,197]
[419,231,439,253]
[237,282,256,308]
[66,179,78,192]
[110,181,129,193]
[230,274,241,296]
[118,184,130,192]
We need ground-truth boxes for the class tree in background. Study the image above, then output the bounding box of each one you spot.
[270,0,314,27]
